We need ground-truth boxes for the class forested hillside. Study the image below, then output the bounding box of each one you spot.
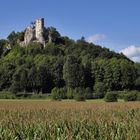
[0,27,140,99]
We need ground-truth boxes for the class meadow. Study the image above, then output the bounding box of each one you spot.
[0,100,140,140]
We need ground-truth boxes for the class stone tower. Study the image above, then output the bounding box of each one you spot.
[20,18,45,47]
[35,18,45,43]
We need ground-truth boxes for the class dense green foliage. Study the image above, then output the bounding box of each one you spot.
[93,82,106,98]
[0,27,140,99]
[73,87,86,101]
[51,87,67,100]
[104,92,118,102]
[124,91,138,102]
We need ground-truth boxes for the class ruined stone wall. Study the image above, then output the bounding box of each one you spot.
[24,26,35,45]
[20,18,45,47]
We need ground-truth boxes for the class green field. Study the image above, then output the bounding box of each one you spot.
[0,100,139,139]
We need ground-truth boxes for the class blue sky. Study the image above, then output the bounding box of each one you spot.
[0,0,140,61]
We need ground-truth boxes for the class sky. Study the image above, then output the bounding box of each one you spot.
[0,0,140,62]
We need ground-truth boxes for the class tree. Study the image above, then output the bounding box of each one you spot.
[74,87,86,101]
[92,60,104,83]
[47,27,61,44]
[0,46,3,57]
[60,36,75,46]
[135,77,140,90]
[84,62,93,89]
[84,87,93,99]
[0,62,16,90]
[20,68,28,92]
[135,63,140,90]
[44,43,64,56]
[50,57,65,88]
[27,66,38,93]
[36,65,51,93]
[7,31,24,46]
[103,61,113,91]
[93,82,106,99]
[120,60,136,89]
[0,39,8,56]
[26,42,43,56]
[110,58,121,90]
[63,55,85,89]
[10,72,21,94]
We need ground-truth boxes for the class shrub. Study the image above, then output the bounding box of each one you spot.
[51,88,61,101]
[117,90,139,100]
[124,92,137,102]
[74,87,85,101]
[104,92,118,102]
[117,91,128,99]
[0,91,15,99]
[51,88,63,101]
[137,94,140,101]
[59,87,67,99]
[67,88,74,99]
[93,82,106,99]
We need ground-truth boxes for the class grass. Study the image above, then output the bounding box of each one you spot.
[0,100,139,139]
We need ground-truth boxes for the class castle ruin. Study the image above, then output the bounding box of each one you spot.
[21,18,45,46]
[36,18,44,43]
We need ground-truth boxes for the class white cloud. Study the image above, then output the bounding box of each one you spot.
[120,45,140,62]
[86,34,106,43]
[131,56,140,62]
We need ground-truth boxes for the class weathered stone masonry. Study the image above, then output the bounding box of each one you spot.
[21,18,45,47]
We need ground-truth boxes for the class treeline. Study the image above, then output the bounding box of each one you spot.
[0,27,140,100]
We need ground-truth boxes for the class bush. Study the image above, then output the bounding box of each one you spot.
[93,82,106,99]
[0,91,15,99]
[104,92,118,102]
[51,88,61,101]
[124,92,137,102]
[59,87,67,99]
[137,94,140,101]
[51,87,66,101]
[117,90,139,100]
[117,91,128,99]
[74,88,85,101]
[67,88,74,99]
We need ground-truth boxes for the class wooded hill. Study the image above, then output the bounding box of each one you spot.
[0,27,140,99]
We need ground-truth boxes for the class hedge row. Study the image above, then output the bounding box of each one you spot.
[104,91,140,102]
[0,90,140,102]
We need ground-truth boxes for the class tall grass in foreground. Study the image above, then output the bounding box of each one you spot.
[0,101,139,139]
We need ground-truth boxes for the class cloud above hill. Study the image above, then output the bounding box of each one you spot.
[120,45,140,62]
[87,34,106,43]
